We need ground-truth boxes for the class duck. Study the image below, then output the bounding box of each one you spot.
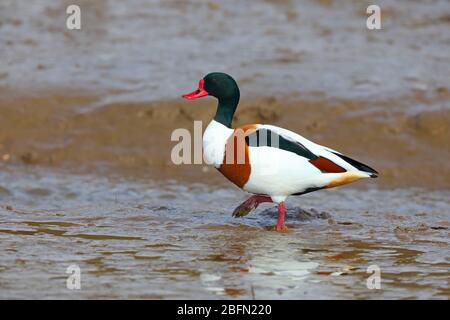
[182,72,378,231]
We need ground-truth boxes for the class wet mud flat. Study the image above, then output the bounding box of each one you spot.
[0,90,449,188]
[0,166,449,299]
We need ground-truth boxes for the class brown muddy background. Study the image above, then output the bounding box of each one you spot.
[0,0,449,299]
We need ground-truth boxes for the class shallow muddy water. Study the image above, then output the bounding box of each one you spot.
[1,166,448,299]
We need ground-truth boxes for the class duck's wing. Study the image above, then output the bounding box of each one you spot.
[245,124,378,176]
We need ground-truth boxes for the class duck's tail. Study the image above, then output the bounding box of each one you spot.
[331,152,379,178]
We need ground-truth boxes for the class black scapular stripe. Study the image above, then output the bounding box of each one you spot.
[244,128,318,160]
[331,152,378,176]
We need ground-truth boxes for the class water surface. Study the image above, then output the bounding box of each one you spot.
[1,166,448,299]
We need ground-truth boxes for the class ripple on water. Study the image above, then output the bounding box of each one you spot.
[0,168,449,299]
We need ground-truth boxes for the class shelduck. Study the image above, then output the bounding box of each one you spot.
[182,73,378,231]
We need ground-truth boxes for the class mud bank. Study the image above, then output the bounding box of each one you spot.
[0,89,449,188]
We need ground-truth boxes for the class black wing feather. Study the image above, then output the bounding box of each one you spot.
[245,128,318,160]
[331,151,378,176]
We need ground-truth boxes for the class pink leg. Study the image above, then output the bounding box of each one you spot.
[232,195,272,217]
[275,201,288,231]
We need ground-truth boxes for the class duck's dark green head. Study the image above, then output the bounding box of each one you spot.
[182,72,240,127]
[182,72,239,101]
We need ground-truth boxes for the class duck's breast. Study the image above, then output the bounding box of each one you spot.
[202,120,234,168]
